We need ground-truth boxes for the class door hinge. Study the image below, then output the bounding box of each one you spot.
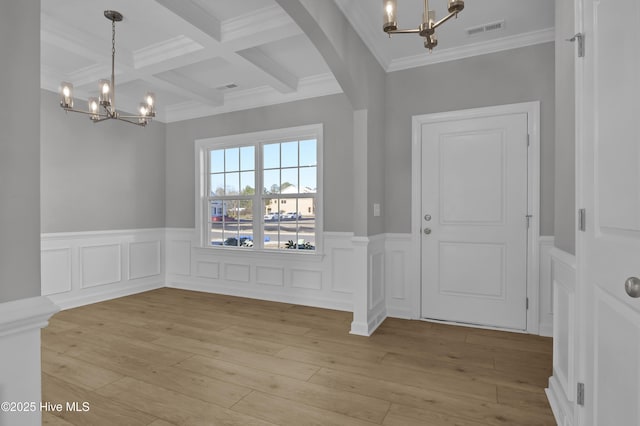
[578,208,586,232]
[526,297,529,310]
[527,134,530,147]
[526,214,533,228]
[567,33,585,58]
[577,382,585,406]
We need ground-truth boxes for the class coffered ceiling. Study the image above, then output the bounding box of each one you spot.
[41,0,341,123]
[41,1,555,124]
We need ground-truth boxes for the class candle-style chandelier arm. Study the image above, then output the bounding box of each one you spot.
[432,10,459,30]
[382,0,464,51]
[58,10,156,128]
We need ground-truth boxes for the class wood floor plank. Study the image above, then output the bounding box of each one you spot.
[42,374,155,426]
[42,347,123,391]
[381,351,550,391]
[128,363,253,408]
[232,391,381,426]
[42,288,555,426]
[383,404,492,426]
[96,377,272,426]
[42,412,76,425]
[309,367,552,426]
[276,346,498,402]
[175,355,390,423]
[152,334,320,381]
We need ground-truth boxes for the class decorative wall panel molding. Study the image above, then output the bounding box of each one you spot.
[545,247,577,426]
[41,229,165,309]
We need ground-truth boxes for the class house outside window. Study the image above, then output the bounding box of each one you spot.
[196,124,323,253]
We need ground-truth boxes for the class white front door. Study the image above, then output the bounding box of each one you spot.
[419,106,534,330]
[578,0,640,424]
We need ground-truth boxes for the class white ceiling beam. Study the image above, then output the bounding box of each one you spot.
[154,0,221,42]
[274,0,360,107]
[236,47,298,94]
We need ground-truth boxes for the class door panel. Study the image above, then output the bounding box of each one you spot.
[421,112,528,330]
[579,0,640,424]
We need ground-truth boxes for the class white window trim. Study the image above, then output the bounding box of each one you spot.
[195,123,324,255]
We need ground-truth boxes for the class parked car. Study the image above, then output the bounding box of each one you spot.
[212,215,236,222]
[263,212,280,221]
[282,212,302,220]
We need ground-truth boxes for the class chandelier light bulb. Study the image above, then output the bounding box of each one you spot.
[383,0,397,32]
[98,79,112,106]
[59,82,74,108]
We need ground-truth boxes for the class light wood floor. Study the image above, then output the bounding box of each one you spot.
[41,288,555,426]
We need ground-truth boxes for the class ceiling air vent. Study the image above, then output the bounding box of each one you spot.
[216,83,238,90]
[466,20,505,37]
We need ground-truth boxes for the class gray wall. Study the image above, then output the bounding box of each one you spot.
[0,1,42,303]
[165,94,354,232]
[554,1,576,254]
[40,89,166,233]
[384,42,556,235]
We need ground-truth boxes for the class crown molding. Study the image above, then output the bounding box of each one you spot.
[387,27,555,72]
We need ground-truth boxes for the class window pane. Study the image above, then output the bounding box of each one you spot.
[240,171,255,195]
[208,200,253,248]
[296,198,316,250]
[210,173,225,196]
[210,149,224,173]
[300,167,317,193]
[262,198,315,250]
[299,139,316,167]
[263,169,280,194]
[281,141,298,168]
[225,148,239,172]
[225,172,240,195]
[240,146,255,171]
[281,168,298,192]
[263,143,280,169]
[263,199,281,250]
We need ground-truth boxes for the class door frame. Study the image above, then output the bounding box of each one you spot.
[410,102,541,333]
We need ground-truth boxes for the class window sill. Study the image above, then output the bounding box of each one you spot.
[192,245,326,263]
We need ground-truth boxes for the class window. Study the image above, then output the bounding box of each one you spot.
[196,124,322,253]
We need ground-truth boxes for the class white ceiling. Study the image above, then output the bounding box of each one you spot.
[41,1,555,124]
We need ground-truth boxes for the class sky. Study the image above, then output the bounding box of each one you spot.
[209,139,317,196]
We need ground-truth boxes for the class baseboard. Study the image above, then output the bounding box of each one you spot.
[167,280,352,312]
[546,375,574,426]
[48,280,165,310]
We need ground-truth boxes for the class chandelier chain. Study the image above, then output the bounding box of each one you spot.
[111,19,116,114]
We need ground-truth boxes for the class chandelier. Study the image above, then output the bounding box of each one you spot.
[59,10,156,127]
[383,0,464,51]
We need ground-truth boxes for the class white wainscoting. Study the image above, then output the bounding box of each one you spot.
[385,233,419,319]
[41,229,165,309]
[165,229,356,312]
[538,236,555,337]
[545,247,577,426]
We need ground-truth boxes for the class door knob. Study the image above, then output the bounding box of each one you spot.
[625,277,640,298]
[423,228,432,235]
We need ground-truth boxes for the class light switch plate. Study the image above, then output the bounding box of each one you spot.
[373,203,381,217]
